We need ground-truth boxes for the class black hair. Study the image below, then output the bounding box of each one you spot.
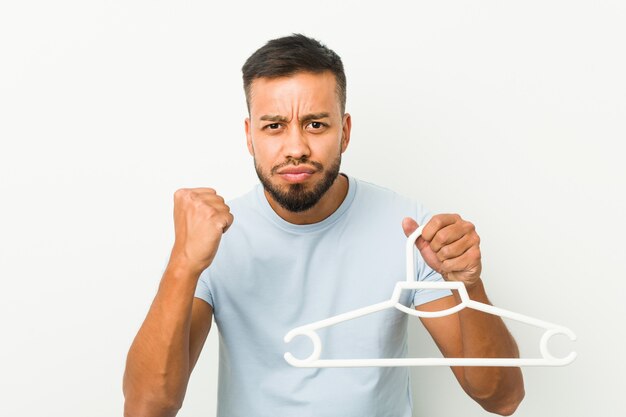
[242,33,347,114]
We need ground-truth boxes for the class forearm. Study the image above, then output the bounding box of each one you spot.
[456,279,525,415]
[123,257,199,417]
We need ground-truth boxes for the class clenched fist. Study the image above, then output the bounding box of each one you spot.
[402,214,482,288]
[170,188,234,276]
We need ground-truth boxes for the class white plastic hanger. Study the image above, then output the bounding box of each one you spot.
[284,225,577,368]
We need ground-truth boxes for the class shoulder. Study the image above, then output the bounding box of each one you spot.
[355,178,407,197]
[352,177,417,209]
[350,176,433,224]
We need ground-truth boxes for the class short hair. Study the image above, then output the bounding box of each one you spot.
[242,33,347,115]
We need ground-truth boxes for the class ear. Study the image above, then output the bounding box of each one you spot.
[245,117,254,156]
[340,113,352,153]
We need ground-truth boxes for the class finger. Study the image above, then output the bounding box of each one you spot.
[429,222,467,253]
[435,232,477,262]
[421,214,461,241]
[174,188,217,200]
[211,200,232,228]
[207,209,233,233]
[403,218,445,273]
[402,217,430,252]
[194,191,224,203]
[203,194,226,205]
[190,187,217,194]
[401,217,419,236]
[440,246,481,274]
[222,212,235,233]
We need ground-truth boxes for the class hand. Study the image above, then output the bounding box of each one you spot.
[402,214,482,288]
[170,188,234,275]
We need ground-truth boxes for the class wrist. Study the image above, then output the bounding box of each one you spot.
[450,277,485,303]
[464,276,483,291]
[167,250,204,281]
[463,278,491,303]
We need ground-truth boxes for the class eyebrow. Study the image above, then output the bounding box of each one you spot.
[259,112,330,123]
[300,112,330,123]
[259,114,288,122]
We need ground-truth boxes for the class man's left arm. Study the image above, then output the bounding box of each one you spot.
[402,215,525,416]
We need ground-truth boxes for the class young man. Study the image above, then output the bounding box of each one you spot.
[123,34,525,417]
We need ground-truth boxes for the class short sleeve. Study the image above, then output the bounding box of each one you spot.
[411,202,452,307]
[412,268,451,306]
[194,268,215,307]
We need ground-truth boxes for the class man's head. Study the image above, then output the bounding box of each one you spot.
[242,34,351,214]
[242,33,347,116]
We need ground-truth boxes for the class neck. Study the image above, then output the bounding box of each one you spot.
[264,173,349,225]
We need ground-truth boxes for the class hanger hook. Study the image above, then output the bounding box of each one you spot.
[539,327,577,365]
[284,329,322,366]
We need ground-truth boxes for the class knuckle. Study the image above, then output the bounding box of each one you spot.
[188,189,200,200]
[435,230,448,245]
[204,205,218,216]
[469,247,481,259]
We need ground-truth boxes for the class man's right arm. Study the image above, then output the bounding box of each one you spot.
[123,188,233,417]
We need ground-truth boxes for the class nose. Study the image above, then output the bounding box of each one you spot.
[282,126,311,161]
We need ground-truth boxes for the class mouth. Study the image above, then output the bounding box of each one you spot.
[275,166,317,183]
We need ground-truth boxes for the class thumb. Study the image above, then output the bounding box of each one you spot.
[402,217,443,275]
[402,217,431,253]
[402,217,419,237]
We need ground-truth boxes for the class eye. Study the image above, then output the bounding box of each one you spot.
[262,123,283,132]
[307,121,326,130]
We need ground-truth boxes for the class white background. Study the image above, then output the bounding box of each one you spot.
[1,1,624,416]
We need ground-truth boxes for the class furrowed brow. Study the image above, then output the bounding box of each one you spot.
[259,114,289,122]
[299,112,330,123]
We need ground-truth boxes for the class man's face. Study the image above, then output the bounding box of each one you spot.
[245,71,351,212]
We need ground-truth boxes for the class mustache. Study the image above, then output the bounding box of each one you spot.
[270,158,324,175]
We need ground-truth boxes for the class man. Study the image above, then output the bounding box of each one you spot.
[123,34,525,417]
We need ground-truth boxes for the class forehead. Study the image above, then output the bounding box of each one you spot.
[248,71,340,117]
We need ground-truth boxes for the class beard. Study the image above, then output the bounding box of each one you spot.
[255,154,342,213]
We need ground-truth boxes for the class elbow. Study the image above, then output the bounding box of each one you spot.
[466,370,525,416]
[123,373,184,417]
[123,394,182,417]
[475,383,525,416]
[485,387,525,416]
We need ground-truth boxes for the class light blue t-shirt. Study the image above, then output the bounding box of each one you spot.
[194,174,449,417]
